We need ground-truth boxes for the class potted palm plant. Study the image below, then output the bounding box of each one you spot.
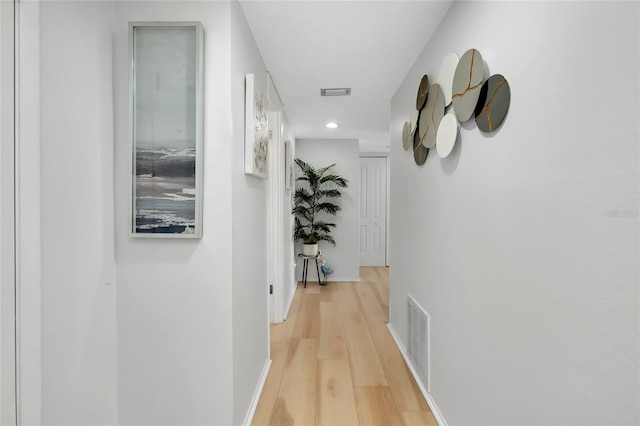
[293,158,348,256]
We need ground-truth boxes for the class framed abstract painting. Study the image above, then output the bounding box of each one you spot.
[129,22,204,237]
[284,139,294,191]
[245,73,269,179]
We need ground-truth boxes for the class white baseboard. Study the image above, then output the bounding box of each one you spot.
[282,280,296,320]
[297,277,361,283]
[387,323,448,426]
[242,358,272,426]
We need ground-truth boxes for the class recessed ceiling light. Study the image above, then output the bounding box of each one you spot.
[326,122,339,129]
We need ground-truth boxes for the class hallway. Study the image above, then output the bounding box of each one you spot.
[253,267,437,425]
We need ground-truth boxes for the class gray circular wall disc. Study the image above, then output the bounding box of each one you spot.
[452,48,485,122]
[474,74,511,132]
[418,84,445,149]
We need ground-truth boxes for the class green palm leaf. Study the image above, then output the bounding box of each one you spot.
[292,158,348,248]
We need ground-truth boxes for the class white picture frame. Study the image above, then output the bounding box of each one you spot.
[245,73,269,179]
[284,139,294,191]
[129,22,204,238]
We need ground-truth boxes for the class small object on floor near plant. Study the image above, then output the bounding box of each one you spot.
[318,259,332,286]
[321,263,333,276]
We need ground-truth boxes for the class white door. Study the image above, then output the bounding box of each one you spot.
[359,157,387,266]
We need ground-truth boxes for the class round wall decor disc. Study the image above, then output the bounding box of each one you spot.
[436,112,459,158]
[413,115,429,166]
[452,48,485,122]
[418,83,445,149]
[409,110,419,137]
[474,74,511,132]
[402,121,412,150]
[437,53,459,107]
[416,74,430,110]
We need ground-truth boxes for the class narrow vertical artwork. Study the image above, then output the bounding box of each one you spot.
[285,139,294,191]
[245,73,269,179]
[130,22,204,238]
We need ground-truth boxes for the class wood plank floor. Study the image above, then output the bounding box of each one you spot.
[252,267,437,426]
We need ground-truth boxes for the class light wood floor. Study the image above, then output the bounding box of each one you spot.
[252,267,437,426]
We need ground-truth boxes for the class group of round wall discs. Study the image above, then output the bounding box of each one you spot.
[401,48,511,166]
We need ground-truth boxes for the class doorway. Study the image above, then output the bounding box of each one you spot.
[359,156,388,267]
[266,71,296,325]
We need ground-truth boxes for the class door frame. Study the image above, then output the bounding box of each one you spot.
[359,152,390,267]
[266,71,289,324]
[1,0,17,423]
[267,110,285,323]
[13,1,42,423]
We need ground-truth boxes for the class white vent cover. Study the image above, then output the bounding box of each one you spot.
[320,88,351,96]
[407,294,430,391]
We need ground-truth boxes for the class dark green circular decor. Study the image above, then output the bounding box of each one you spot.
[416,74,430,110]
[413,111,429,165]
[474,74,510,132]
[418,83,445,149]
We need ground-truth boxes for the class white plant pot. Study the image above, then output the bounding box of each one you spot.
[303,243,318,257]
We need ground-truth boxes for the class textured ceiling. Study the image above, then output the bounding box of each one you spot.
[239,0,453,147]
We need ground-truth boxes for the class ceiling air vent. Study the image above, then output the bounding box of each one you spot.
[320,88,351,96]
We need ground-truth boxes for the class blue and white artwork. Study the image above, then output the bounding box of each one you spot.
[134,148,196,235]
[131,23,203,237]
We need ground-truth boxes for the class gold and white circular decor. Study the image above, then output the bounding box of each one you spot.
[436,112,459,158]
[413,117,429,166]
[437,53,459,107]
[452,48,486,122]
[409,110,419,138]
[405,48,511,167]
[418,83,445,149]
[416,74,430,110]
[402,121,412,151]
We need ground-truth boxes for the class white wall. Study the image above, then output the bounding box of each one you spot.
[39,2,117,424]
[17,1,42,424]
[389,2,639,425]
[0,1,16,423]
[114,2,235,425]
[295,139,360,282]
[230,2,270,423]
[17,1,271,424]
[359,139,390,154]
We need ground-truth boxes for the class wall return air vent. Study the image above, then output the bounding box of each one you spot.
[320,88,351,96]
[407,294,430,392]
